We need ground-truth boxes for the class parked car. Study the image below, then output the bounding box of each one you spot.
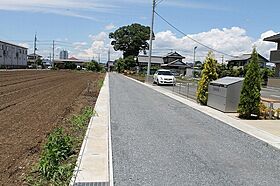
[153,69,176,85]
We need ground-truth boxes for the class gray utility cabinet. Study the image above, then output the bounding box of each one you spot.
[207,77,244,113]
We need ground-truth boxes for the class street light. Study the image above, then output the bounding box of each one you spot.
[193,46,197,64]
[193,46,197,78]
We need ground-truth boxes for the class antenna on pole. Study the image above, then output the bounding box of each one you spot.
[34,33,37,66]
[98,53,101,64]
[108,48,111,62]
[52,40,55,68]
[147,0,156,77]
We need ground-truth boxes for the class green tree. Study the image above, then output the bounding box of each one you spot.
[109,23,152,58]
[64,61,77,70]
[36,58,43,66]
[238,48,261,119]
[115,58,126,73]
[124,56,136,69]
[197,51,218,105]
[86,60,103,72]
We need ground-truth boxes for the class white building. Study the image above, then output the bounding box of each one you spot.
[0,40,28,68]
[59,50,69,59]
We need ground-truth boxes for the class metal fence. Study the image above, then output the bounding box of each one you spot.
[172,79,198,100]
[144,75,199,100]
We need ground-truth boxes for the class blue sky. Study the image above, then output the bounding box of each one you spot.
[0,0,279,62]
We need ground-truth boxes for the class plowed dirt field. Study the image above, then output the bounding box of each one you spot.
[0,70,104,185]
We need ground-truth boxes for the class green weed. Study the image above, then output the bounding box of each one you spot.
[97,79,104,89]
[27,107,95,185]
[38,128,74,183]
[70,106,95,130]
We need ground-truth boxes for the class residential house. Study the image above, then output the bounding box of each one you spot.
[161,52,186,75]
[227,53,268,69]
[0,40,28,68]
[137,51,187,75]
[54,57,89,69]
[264,33,280,77]
[27,53,42,66]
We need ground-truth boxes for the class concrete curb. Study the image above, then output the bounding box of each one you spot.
[123,75,280,150]
[70,73,113,186]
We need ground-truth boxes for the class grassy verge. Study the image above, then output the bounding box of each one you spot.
[97,78,104,89]
[26,107,95,186]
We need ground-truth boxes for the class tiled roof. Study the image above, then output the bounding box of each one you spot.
[228,53,269,62]
[137,55,164,64]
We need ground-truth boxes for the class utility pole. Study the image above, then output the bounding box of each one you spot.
[193,46,197,64]
[52,40,55,68]
[98,53,101,64]
[34,34,37,66]
[221,55,224,64]
[193,46,197,78]
[33,34,37,55]
[108,48,111,62]
[147,0,156,77]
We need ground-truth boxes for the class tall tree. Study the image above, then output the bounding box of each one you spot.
[197,51,218,105]
[109,23,152,58]
[238,48,261,119]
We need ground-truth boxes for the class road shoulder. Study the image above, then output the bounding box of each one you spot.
[70,73,113,186]
[124,74,280,150]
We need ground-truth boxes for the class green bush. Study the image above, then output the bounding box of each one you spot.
[115,58,126,73]
[197,51,218,105]
[38,128,74,182]
[70,106,94,130]
[86,60,103,72]
[238,48,261,119]
[64,61,77,70]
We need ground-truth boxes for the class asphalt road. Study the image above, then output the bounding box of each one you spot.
[110,73,280,186]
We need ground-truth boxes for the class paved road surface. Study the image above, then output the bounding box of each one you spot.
[110,73,280,186]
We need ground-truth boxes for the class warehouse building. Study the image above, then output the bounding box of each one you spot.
[0,40,28,69]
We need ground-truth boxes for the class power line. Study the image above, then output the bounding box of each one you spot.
[156,0,165,6]
[154,11,237,58]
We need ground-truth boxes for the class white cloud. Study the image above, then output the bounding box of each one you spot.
[35,27,276,63]
[153,27,277,62]
[17,43,30,49]
[76,32,122,62]
[0,0,118,21]
[252,30,277,60]
[105,23,116,31]
[0,0,229,21]
[73,42,87,50]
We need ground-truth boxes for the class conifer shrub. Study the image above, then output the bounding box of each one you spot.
[197,51,218,105]
[238,48,261,119]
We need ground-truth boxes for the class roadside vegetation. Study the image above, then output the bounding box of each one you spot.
[109,23,153,74]
[197,51,218,105]
[86,60,105,72]
[238,48,262,119]
[26,107,95,186]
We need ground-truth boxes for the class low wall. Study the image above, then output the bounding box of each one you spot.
[268,78,280,88]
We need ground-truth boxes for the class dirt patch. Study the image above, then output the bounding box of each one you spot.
[0,70,104,186]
